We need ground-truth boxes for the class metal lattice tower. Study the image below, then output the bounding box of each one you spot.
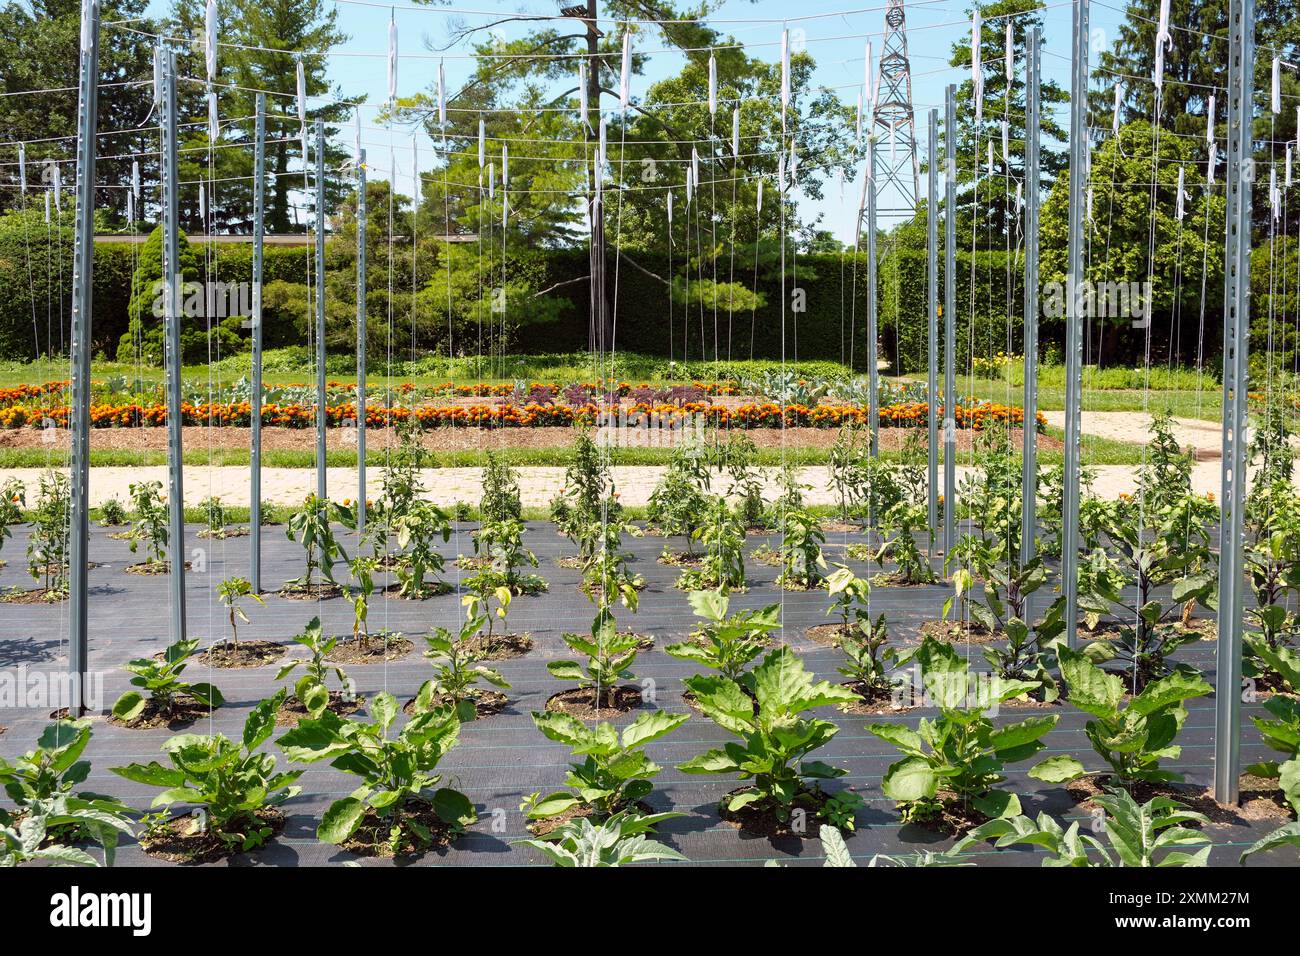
[871,0,920,216]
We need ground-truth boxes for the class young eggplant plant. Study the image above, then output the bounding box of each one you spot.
[276,617,352,720]
[776,508,827,590]
[111,691,303,855]
[1246,695,1300,815]
[579,517,644,609]
[523,710,690,823]
[549,607,642,712]
[867,637,1060,825]
[278,693,476,854]
[126,479,168,569]
[112,638,224,724]
[517,810,687,867]
[1243,484,1300,694]
[216,576,264,648]
[665,589,780,684]
[285,494,346,593]
[956,787,1212,867]
[469,517,546,595]
[676,496,746,592]
[1028,648,1212,787]
[678,647,863,832]
[412,595,510,722]
[0,794,133,868]
[480,450,523,523]
[392,500,452,599]
[870,502,937,584]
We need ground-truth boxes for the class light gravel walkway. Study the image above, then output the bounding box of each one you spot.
[0,460,1267,508]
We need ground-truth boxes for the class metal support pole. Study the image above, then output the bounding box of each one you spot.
[943,84,956,557]
[355,150,367,532]
[162,48,186,644]
[1214,0,1254,805]
[250,94,265,592]
[66,0,99,716]
[1020,28,1042,567]
[866,139,879,459]
[1061,0,1090,647]
[314,119,327,500]
[926,108,939,549]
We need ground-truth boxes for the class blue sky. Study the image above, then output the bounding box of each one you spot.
[151,0,1126,240]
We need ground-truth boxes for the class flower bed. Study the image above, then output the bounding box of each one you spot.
[1,397,1046,431]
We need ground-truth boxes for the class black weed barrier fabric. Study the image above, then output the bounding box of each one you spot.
[0,520,1294,870]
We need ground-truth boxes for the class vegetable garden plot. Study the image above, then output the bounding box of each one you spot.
[0,519,1292,867]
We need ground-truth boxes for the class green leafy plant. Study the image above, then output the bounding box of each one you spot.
[346,556,379,647]
[665,589,779,684]
[838,613,899,701]
[277,692,476,853]
[216,576,264,648]
[776,508,827,590]
[200,495,228,537]
[480,449,523,523]
[392,500,452,598]
[548,607,641,710]
[1029,648,1212,786]
[676,495,746,592]
[126,479,168,567]
[275,616,351,719]
[648,441,710,553]
[111,691,303,853]
[579,518,644,609]
[0,477,25,559]
[678,647,861,829]
[867,637,1059,824]
[285,493,346,591]
[1240,821,1300,864]
[0,795,133,868]
[872,501,937,584]
[517,810,686,867]
[828,422,871,522]
[523,710,689,821]
[97,495,127,527]
[958,787,1212,867]
[112,638,224,723]
[27,470,71,596]
[1243,485,1300,694]
[1076,492,1219,689]
[1246,694,1300,815]
[469,516,546,594]
[413,595,510,722]
[550,429,619,560]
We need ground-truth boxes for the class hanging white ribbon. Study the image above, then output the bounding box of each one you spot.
[208,89,218,141]
[437,60,446,127]
[17,144,25,194]
[864,41,873,115]
[1001,119,1009,161]
[502,143,508,186]
[44,191,50,223]
[619,30,631,110]
[1086,186,1093,222]
[1005,19,1013,84]
[1153,0,1171,100]
[1207,142,1217,184]
[1014,180,1023,211]
[152,43,162,108]
[488,162,494,199]
[478,114,485,169]
[599,116,607,172]
[685,166,693,204]
[1206,95,1215,142]
[986,138,994,177]
[578,60,588,127]
[1113,82,1122,135]
[1273,57,1282,115]
[667,189,673,226]
[1271,165,1280,220]
[778,152,786,193]
[126,189,135,224]
[756,177,763,213]
[80,0,93,53]
[691,147,699,188]
[789,139,798,184]
[388,16,398,106]
[708,54,717,115]
[972,11,983,127]
[1287,146,1293,188]
[781,30,791,117]
[204,0,218,83]
[52,162,61,210]
[296,60,307,127]
[732,107,740,158]
[1175,165,1186,220]
[132,159,140,202]
[199,185,206,222]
